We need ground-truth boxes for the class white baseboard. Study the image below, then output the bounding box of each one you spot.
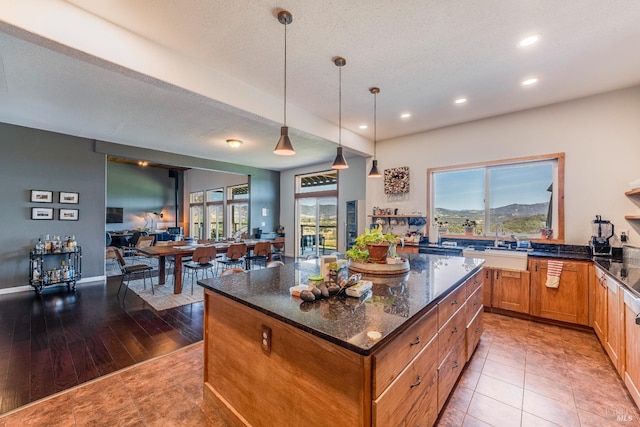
[0,276,106,295]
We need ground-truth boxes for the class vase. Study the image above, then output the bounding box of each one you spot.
[366,243,390,264]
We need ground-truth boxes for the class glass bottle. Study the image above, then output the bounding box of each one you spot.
[61,260,70,280]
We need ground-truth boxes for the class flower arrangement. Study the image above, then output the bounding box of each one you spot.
[461,219,477,228]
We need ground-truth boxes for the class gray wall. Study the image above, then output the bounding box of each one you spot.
[0,123,105,290]
[107,162,180,232]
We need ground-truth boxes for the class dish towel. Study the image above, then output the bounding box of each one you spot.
[545,260,564,288]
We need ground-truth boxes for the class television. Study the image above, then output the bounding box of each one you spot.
[106,207,124,224]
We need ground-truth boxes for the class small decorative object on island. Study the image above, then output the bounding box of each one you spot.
[462,218,477,236]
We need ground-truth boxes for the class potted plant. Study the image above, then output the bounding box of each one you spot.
[346,225,399,264]
[434,217,449,233]
[462,219,477,236]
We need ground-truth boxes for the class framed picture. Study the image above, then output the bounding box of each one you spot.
[59,209,79,221]
[30,190,53,203]
[384,166,410,194]
[59,192,79,204]
[31,207,54,220]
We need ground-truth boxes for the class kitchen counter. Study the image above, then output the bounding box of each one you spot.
[198,252,483,355]
[198,253,484,426]
[594,257,640,298]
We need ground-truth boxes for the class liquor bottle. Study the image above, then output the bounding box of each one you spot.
[32,259,41,281]
[61,261,69,281]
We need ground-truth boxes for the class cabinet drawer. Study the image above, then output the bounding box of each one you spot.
[374,335,438,427]
[466,270,483,299]
[438,305,466,362]
[373,306,437,397]
[466,307,483,362]
[438,284,466,328]
[466,285,483,325]
[437,341,465,412]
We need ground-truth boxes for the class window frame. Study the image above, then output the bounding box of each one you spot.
[427,153,565,242]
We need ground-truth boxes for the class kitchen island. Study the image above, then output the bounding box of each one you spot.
[198,253,484,426]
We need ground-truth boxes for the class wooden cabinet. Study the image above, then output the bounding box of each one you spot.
[482,268,494,307]
[593,266,608,344]
[492,269,530,314]
[623,289,640,408]
[605,276,624,374]
[529,258,590,325]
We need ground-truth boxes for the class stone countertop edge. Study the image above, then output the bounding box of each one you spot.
[198,254,484,356]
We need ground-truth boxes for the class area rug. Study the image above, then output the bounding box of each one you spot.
[121,272,204,311]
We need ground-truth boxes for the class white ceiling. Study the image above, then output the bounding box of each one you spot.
[1,1,640,171]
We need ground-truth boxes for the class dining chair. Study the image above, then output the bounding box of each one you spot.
[216,243,247,275]
[266,260,285,268]
[271,237,285,262]
[183,246,217,294]
[220,268,246,276]
[114,247,154,301]
[245,241,271,269]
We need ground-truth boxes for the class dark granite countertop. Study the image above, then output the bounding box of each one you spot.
[198,253,483,356]
[594,258,640,299]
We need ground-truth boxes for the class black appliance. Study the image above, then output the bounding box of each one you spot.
[590,215,614,256]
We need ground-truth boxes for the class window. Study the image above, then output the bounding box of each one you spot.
[428,153,564,241]
[228,184,248,238]
[207,188,224,240]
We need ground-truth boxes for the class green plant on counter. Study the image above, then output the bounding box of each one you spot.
[346,225,400,263]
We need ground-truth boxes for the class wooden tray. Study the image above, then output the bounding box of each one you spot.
[348,259,410,276]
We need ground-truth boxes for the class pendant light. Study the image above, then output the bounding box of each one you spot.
[331,56,349,170]
[273,10,295,155]
[368,87,381,178]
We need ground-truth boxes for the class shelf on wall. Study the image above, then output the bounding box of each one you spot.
[625,189,640,196]
[624,215,640,220]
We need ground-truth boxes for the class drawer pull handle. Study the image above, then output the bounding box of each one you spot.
[451,327,458,334]
[451,299,458,305]
[410,375,422,388]
[452,361,459,370]
[409,337,421,346]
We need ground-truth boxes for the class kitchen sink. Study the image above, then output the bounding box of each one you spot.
[462,247,528,271]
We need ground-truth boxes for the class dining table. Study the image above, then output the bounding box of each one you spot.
[138,240,263,294]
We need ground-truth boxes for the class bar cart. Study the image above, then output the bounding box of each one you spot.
[29,247,82,294]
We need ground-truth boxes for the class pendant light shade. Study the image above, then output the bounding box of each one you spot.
[274,126,295,155]
[368,87,382,178]
[332,146,349,169]
[331,56,349,170]
[273,10,296,156]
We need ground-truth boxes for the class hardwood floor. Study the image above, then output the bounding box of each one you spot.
[0,276,203,415]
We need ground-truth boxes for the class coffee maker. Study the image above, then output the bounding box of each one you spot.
[590,215,614,256]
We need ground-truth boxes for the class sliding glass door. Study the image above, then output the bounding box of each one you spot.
[296,197,337,257]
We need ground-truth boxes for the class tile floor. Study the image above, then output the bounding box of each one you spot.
[437,313,640,426]
[0,312,638,426]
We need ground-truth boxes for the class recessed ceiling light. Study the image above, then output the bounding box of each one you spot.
[226,139,243,148]
[518,34,541,48]
[359,124,368,129]
[400,113,411,119]
[454,97,467,105]
[522,77,538,86]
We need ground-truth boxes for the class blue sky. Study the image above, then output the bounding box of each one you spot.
[434,163,553,211]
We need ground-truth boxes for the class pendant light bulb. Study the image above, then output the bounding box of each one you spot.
[274,10,296,156]
[331,56,349,170]
[368,87,381,178]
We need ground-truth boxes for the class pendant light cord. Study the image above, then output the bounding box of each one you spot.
[283,22,287,126]
[338,64,342,147]
[373,90,377,159]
